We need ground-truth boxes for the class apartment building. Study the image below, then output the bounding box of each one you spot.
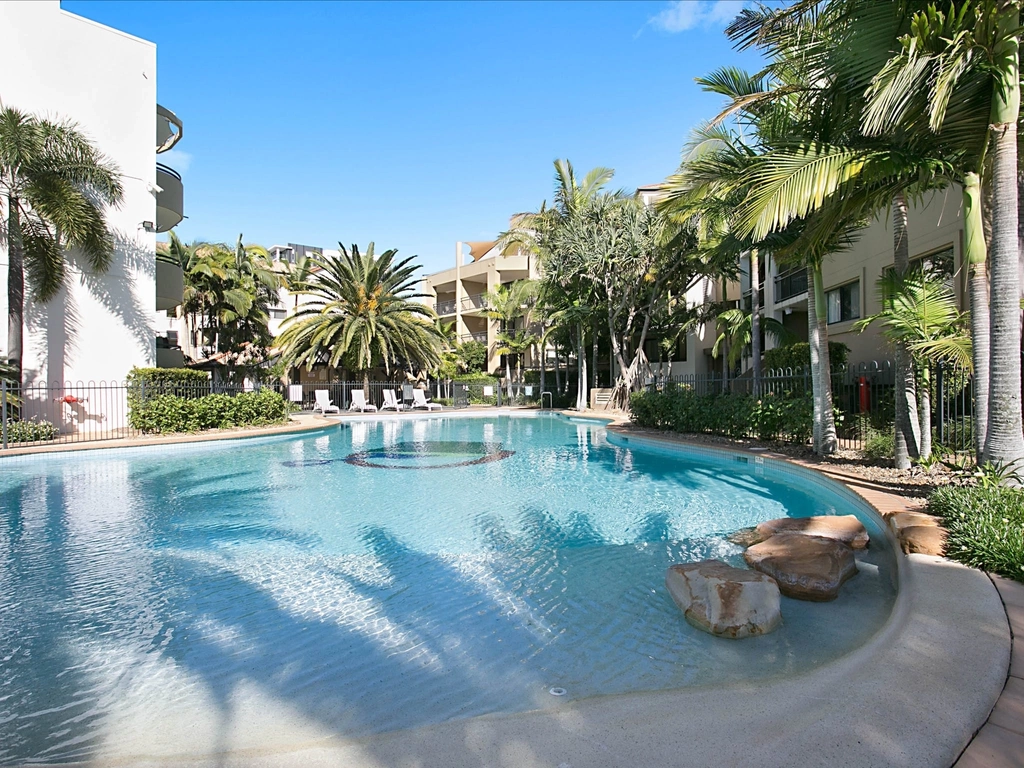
[648,187,965,378]
[0,1,185,385]
[420,240,541,374]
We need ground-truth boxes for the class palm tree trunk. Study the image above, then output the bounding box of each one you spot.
[750,249,762,397]
[984,4,1024,475]
[554,345,561,396]
[591,329,598,390]
[505,355,513,401]
[919,363,932,459]
[6,195,24,387]
[892,192,921,469]
[539,340,546,405]
[808,262,838,455]
[965,172,990,464]
[577,323,589,411]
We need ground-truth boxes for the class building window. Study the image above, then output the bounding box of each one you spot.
[270,308,287,320]
[826,281,860,324]
[912,245,955,278]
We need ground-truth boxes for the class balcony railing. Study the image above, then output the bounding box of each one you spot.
[461,293,488,311]
[435,299,457,315]
[459,332,488,343]
[774,268,808,302]
[156,163,184,233]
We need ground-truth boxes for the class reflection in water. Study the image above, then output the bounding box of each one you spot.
[0,415,897,765]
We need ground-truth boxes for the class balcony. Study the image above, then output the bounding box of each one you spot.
[435,299,457,315]
[156,259,184,311]
[156,163,184,232]
[774,268,808,302]
[459,332,488,343]
[461,293,489,312]
[156,104,183,154]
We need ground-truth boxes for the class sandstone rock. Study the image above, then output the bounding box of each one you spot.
[753,514,869,550]
[743,533,858,601]
[665,560,782,639]
[889,511,941,535]
[899,525,947,556]
[727,527,762,547]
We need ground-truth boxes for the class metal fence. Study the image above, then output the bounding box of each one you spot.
[654,360,975,453]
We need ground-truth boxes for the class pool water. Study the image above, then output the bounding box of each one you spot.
[0,414,896,764]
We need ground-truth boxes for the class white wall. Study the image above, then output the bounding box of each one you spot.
[0,1,159,385]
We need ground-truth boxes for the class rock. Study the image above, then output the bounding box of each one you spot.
[889,511,940,535]
[665,560,782,639]
[899,525,947,556]
[743,533,858,601]
[753,515,869,550]
[727,527,762,547]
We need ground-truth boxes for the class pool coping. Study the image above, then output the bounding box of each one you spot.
[10,413,1014,768]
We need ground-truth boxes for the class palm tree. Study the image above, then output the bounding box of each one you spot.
[277,243,442,390]
[856,269,971,459]
[483,280,538,399]
[712,308,793,373]
[0,106,124,385]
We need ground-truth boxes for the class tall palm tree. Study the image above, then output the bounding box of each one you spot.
[712,308,793,371]
[277,243,442,390]
[483,280,538,399]
[0,106,124,385]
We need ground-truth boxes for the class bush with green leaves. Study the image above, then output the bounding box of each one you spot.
[928,485,1024,583]
[863,431,895,462]
[763,342,850,372]
[629,386,812,443]
[129,388,287,434]
[3,418,58,443]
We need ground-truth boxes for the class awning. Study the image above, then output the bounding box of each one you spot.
[466,240,497,261]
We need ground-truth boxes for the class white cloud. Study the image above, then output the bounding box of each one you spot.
[158,149,192,174]
[648,0,746,33]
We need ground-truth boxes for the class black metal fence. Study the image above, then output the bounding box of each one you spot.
[654,360,975,453]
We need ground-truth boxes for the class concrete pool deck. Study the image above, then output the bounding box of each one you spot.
[8,410,1017,768]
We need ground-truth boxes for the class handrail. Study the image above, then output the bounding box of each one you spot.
[541,391,553,410]
[156,162,182,182]
[156,104,183,153]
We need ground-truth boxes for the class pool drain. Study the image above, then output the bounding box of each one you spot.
[548,687,567,697]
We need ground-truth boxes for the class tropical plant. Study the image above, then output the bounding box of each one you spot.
[277,243,443,389]
[482,280,538,399]
[0,106,124,385]
[711,308,793,370]
[855,269,970,459]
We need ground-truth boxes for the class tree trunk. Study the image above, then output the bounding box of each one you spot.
[539,338,546,405]
[554,345,561,396]
[576,324,588,411]
[505,355,513,400]
[808,262,838,455]
[6,195,24,387]
[984,4,1024,476]
[892,192,921,469]
[591,329,598,390]
[965,172,990,464]
[750,249,762,397]
[919,364,932,459]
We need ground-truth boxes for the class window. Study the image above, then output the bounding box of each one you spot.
[826,281,860,324]
[912,245,954,279]
[270,308,287,320]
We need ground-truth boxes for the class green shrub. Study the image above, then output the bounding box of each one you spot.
[629,387,812,443]
[3,418,58,443]
[129,388,287,433]
[763,342,850,372]
[863,431,895,461]
[457,341,488,373]
[929,485,1024,582]
[453,373,500,384]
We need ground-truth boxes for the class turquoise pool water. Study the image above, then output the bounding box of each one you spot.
[0,414,897,764]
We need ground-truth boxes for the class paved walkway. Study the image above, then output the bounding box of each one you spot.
[955,574,1024,768]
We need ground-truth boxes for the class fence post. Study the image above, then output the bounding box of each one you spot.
[937,362,945,446]
[1,380,7,450]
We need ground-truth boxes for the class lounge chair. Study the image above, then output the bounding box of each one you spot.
[313,389,340,414]
[349,389,378,412]
[382,390,403,411]
[412,389,442,411]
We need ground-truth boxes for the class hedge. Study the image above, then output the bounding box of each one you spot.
[630,386,812,443]
[928,485,1024,583]
[3,418,58,443]
[128,388,288,434]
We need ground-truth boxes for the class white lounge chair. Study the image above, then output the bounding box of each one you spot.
[313,389,340,414]
[349,389,378,412]
[382,390,403,411]
[412,389,442,411]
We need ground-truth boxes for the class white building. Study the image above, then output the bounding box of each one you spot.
[0,1,184,388]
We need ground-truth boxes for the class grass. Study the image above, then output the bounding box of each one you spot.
[928,485,1024,583]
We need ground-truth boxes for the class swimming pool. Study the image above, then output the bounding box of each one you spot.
[0,413,897,764]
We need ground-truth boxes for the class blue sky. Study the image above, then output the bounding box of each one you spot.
[65,0,763,274]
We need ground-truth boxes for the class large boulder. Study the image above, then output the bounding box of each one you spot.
[753,515,869,550]
[743,533,858,601]
[665,560,782,639]
[899,525,947,556]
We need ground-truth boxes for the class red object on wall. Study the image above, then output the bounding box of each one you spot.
[858,377,869,413]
